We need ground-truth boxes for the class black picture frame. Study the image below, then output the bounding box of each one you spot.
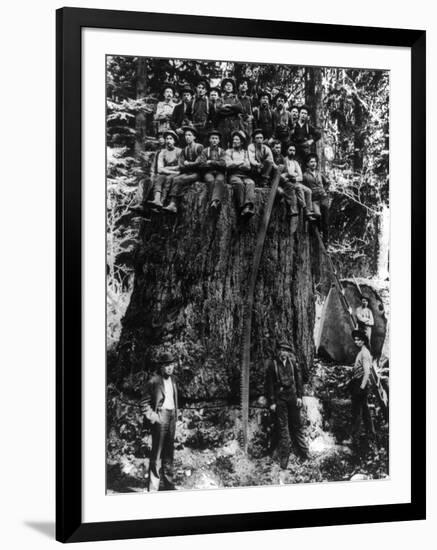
[56,6,426,543]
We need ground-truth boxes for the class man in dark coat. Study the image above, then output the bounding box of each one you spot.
[171,85,193,138]
[237,77,254,138]
[302,153,331,244]
[208,87,223,130]
[188,79,211,145]
[343,330,376,446]
[291,105,322,164]
[216,78,243,148]
[265,341,310,471]
[141,351,179,492]
[272,92,293,153]
[199,129,227,212]
[253,91,274,140]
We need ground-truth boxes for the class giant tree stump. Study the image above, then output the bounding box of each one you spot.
[115,182,316,403]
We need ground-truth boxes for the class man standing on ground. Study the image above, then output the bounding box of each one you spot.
[141,351,179,492]
[265,341,310,476]
[344,330,376,446]
[355,296,374,343]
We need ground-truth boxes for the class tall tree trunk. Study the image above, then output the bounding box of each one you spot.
[305,67,325,167]
[376,204,390,280]
[114,185,316,403]
[352,93,364,172]
[134,58,147,156]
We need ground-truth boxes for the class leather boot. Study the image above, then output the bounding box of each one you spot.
[209,199,221,213]
[162,200,177,214]
[147,192,163,209]
[241,204,254,218]
[304,208,316,221]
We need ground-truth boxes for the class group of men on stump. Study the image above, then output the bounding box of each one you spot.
[140,323,376,491]
[134,77,331,243]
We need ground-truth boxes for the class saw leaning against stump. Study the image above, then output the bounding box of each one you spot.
[106,54,390,493]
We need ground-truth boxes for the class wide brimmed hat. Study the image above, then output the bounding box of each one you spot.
[252,128,265,137]
[277,340,293,352]
[179,85,194,95]
[352,329,368,343]
[275,92,288,103]
[181,125,198,137]
[156,351,177,364]
[163,129,179,143]
[221,77,236,91]
[231,129,247,144]
[209,86,222,95]
[208,129,222,139]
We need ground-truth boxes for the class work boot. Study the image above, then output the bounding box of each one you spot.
[209,199,221,213]
[131,215,151,223]
[304,208,316,221]
[162,200,177,214]
[241,204,254,218]
[147,192,163,209]
[130,203,146,214]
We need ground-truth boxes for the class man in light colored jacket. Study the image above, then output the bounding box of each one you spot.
[280,144,315,220]
[247,128,274,186]
[225,130,255,218]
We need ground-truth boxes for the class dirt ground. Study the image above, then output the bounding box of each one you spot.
[107,359,389,494]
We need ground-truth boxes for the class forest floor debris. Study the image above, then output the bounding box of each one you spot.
[106,358,388,493]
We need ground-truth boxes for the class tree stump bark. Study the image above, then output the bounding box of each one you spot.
[115,182,316,403]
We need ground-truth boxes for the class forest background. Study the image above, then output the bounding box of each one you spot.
[105,56,390,491]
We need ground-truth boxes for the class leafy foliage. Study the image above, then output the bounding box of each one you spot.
[105,56,390,490]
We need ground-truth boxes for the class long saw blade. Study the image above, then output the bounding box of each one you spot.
[241,170,281,453]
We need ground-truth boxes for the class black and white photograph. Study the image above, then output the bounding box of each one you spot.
[105,55,390,493]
